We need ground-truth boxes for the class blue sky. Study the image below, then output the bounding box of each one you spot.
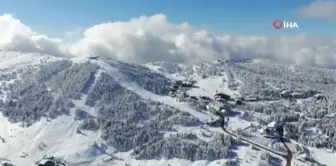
[0,0,335,37]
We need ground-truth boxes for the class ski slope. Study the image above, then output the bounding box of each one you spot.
[187,76,239,98]
[0,52,334,166]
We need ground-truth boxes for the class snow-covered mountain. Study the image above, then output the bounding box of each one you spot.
[0,51,335,166]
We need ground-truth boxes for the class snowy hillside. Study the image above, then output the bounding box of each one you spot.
[0,52,335,166]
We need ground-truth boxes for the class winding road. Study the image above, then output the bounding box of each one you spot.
[216,112,293,166]
[280,137,293,166]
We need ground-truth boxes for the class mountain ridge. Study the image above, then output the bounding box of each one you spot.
[0,51,335,166]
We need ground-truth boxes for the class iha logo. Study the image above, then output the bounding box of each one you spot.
[273,20,299,30]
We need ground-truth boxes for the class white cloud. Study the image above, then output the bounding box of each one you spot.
[295,0,336,22]
[0,14,33,45]
[0,14,335,68]
[0,14,70,57]
[64,27,84,41]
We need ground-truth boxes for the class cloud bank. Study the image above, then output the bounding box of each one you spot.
[296,0,336,22]
[0,13,335,68]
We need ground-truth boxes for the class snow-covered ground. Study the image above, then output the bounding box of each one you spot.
[0,55,235,166]
[0,51,59,70]
[145,63,186,80]
[0,52,335,166]
[309,148,336,166]
[187,76,238,98]
[0,96,109,166]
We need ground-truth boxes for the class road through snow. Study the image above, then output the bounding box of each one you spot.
[216,112,293,166]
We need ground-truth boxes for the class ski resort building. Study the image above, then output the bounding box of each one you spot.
[176,90,188,102]
[198,96,212,108]
[168,81,181,98]
[168,91,176,97]
[260,121,284,137]
[189,96,198,101]
[200,96,213,102]
[181,79,195,88]
[35,156,67,166]
[35,160,56,166]
[280,90,307,99]
[206,100,230,116]
[214,93,231,101]
[280,90,291,98]
[244,95,259,102]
